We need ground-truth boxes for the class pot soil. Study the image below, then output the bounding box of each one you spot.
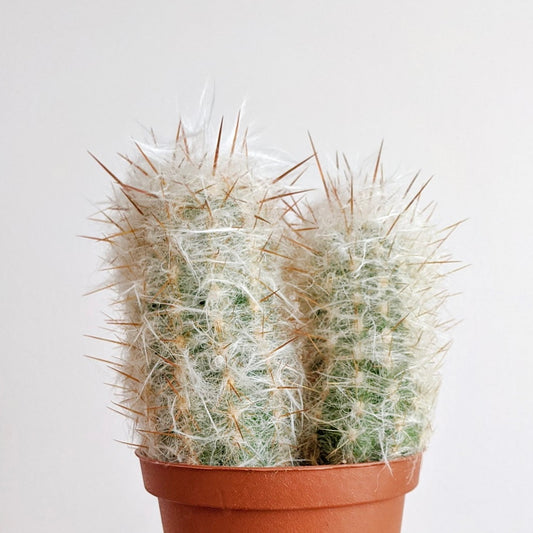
[137,451,421,533]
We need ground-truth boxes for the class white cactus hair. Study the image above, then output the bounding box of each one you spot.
[87,102,460,467]
[89,102,309,466]
[288,140,461,464]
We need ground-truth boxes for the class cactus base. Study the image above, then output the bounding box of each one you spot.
[137,451,421,533]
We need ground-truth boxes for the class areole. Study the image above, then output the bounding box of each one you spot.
[137,451,422,533]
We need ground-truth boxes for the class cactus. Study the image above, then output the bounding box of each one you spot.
[290,142,458,464]
[91,115,307,466]
[88,110,459,469]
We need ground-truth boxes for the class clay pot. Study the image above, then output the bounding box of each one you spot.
[137,451,422,533]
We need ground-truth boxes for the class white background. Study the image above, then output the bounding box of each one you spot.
[2,1,532,532]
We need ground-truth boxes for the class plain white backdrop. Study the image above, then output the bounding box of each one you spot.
[1,1,532,532]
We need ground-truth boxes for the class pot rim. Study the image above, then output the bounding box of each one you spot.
[136,450,422,510]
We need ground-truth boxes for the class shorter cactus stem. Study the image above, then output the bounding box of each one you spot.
[293,149,453,464]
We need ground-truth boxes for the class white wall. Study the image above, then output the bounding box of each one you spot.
[1,1,532,532]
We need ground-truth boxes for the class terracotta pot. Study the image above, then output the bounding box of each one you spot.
[137,451,422,533]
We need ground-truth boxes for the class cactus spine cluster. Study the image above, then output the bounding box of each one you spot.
[92,117,306,466]
[89,115,457,467]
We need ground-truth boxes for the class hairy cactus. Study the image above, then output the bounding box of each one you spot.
[290,143,459,464]
[90,115,308,466]
[88,110,459,468]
